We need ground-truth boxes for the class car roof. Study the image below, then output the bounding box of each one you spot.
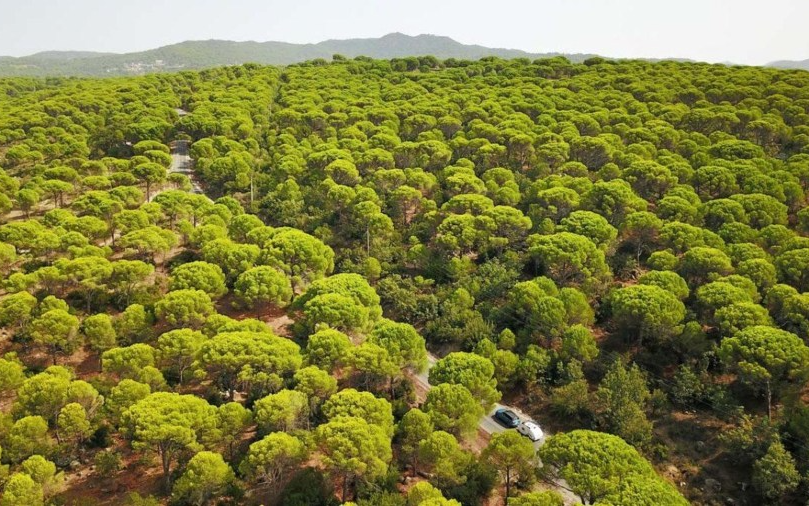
[522,421,539,428]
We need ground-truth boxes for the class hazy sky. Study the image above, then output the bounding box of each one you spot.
[2,0,807,65]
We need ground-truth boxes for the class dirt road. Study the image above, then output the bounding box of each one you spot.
[148,136,205,203]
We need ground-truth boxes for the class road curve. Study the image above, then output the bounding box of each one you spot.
[412,352,580,505]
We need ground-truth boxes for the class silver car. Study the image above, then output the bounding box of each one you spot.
[516,420,544,441]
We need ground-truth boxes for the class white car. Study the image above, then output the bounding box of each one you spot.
[517,421,544,441]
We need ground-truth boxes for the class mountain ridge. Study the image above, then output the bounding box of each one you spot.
[1,33,804,77]
[0,33,596,77]
[768,58,809,71]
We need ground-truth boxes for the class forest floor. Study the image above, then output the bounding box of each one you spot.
[59,445,164,506]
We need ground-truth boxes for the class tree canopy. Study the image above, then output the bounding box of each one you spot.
[1,53,809,506]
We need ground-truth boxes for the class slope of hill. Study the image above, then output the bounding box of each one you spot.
[769,58,809,71]
[313,32,547,60]
[26,50,113,60]
[0,33,597,76]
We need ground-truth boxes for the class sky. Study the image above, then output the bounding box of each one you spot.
[1,0,807,65]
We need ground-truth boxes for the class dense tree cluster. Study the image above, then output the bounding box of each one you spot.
[1,54,809,505]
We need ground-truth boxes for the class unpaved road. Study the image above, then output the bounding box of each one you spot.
[148,137,205,203]
[413,353,581,505]
[169,139,202,193]
[169,140,202,193]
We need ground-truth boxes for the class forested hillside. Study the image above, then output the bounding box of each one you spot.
[769,58,809,71]
[0,34,594,77]
[0,56,808,506]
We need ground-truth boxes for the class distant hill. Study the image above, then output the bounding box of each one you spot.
[26,51,114,61]
[0,33,598,77]
[768,58,809,71]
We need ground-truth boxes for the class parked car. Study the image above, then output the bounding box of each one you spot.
[493,408,520,428]
[517,421,544,441]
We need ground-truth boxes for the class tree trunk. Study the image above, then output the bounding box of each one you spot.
[504,467,510,506]
[342,473,349,502]
[160,447,172,491]
[766,378,772,420]
[85,291,94,312]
